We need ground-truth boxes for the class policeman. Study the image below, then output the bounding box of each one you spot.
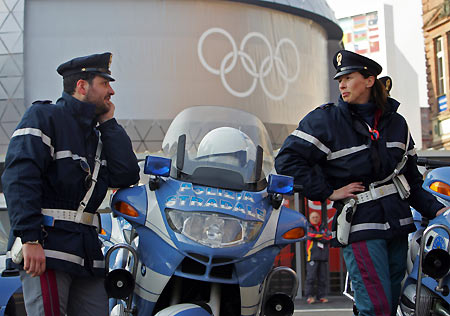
[2,52,140,316]
[275,50,448,316]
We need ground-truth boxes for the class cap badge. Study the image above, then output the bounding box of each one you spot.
[337,52,342,66]
[385,78,391,91]
[108,54,113,68]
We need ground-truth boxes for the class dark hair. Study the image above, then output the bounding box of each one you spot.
[63,72,96,95]
[359,70,387,113]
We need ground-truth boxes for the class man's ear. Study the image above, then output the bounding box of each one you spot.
[75,79,89,96]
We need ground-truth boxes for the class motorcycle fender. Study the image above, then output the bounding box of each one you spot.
[0,275,21,308]
[154,303,212,316]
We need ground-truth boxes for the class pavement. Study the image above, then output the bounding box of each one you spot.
[294,295,354,316]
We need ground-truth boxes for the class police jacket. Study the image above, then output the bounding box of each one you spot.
[275,97,444,246]
[2,92,140,277]
[306,223,331,262]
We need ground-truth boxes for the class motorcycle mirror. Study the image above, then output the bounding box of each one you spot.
[176,134,186,172]
[254,145,263,180]
[144,155,171,177]
[264,293,294,316]
[104,268,136,299]
[267,174,294,195]
[423,248,450,279]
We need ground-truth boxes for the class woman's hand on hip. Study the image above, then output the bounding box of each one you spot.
[328,182,365,201]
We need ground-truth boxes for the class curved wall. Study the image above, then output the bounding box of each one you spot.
[23,0,337,151]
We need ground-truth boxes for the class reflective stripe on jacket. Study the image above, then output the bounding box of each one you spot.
[2,92,140,276]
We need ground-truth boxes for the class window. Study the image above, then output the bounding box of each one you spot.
[436,36,446,97]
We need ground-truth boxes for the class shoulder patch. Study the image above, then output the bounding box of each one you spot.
[32,100,52,104]
[317,102,334,109]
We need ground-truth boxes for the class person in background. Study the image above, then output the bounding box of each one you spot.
[275,50,448,315]
[305,211,331,304]
[2,52,140,316]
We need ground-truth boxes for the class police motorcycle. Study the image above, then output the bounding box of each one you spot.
[100,105,308,316]
[399,157,450,316]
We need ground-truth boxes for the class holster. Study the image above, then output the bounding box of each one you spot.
[11,237,23,264]
[392,174,410,200]
[336,198,357,246]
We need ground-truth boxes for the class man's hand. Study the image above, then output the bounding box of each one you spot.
[22,243,46,277]
[328,182,365,201]
[98,100,115,124]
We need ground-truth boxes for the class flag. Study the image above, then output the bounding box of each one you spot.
[370,41,379,53]
[353,15,366,29]
[343,32,352,44]
[354,30,367,42]
[355,43,368,54]
[367,12,378,26]
[369,27,379,40]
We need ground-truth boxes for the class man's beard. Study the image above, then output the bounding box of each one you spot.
[85,92,110,115]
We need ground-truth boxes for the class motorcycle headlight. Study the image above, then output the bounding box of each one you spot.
[165,209,263,248]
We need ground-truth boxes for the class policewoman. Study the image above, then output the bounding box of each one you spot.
[2,53,140,316]
[275,50,448,316]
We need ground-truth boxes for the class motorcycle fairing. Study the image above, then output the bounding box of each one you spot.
[132,228,185,314]
[243,208,279,257]
[151,177,273,257]
[275,206,308,245]
[426,214,450,250]
[145,187,177,249]
[423,167,450,201]
[157,178,268,222]
[112,185,148,225]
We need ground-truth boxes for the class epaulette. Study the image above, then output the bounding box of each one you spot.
[317,102,334,109]
[32,100,52,104]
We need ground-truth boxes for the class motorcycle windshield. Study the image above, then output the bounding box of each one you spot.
[162,106,274,191]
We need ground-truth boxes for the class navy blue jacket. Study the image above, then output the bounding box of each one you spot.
[2,92,140,276]
[275,97,444,246]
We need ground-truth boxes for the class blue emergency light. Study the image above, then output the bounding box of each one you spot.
[144,156,172,177]
[267,174,294,195]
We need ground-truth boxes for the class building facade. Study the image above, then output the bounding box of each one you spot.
[423,0,450,149]
[327,0,429,149]
[16,0,343,155]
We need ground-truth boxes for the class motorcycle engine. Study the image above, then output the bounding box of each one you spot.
[400,283,434,316]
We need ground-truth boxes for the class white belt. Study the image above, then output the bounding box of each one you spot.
[42,208,99,229]
[356,183,398,204]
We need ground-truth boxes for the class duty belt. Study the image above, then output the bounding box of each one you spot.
[355,183,398,204]
[42,208,100,230]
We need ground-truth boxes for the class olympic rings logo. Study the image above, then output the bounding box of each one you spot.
[198,27,300,101]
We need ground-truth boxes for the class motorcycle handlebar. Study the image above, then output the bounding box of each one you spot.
[417,157,450,168]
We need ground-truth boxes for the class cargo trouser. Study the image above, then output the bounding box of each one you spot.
[343,237,408,316]
[20,269,108,316]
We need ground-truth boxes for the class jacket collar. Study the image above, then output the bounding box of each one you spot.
[58,92,97,130]
[337,96,401,123]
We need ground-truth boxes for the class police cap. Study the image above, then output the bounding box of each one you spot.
[333,50,382,80]
[57,52,115,81]
[379,76,392,94]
